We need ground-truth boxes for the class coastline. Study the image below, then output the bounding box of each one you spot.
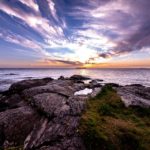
[0,75,150,149]
[0,68,150,93]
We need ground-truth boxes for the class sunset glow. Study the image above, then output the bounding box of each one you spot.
[0,0,150,68]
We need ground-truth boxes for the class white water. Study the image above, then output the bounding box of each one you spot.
[74,88,93,96]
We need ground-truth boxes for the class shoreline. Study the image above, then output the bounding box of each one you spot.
[0,75,150,149]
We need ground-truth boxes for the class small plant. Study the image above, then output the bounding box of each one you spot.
[82,127,111,150]
[118,129,141,150]
[98,104,113,116]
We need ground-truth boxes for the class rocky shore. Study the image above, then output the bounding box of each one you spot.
[0,75,150,150]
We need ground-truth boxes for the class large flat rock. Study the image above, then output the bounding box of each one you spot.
[117,85,150,107]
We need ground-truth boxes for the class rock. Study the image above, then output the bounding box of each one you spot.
[58,76,65,80]
[2,76,148,150]
[70,75,90,81]
[0,124,5,147]
[106,83,120,87]
[4,73,18,76]
[8,77,53,94]
[129,84,144,87]
[24,116,85,150]
[22,80,85,98]
[40,146,61,150]
[0,106,40,148]
[0,77,89,149]
[0,94,22,112]
[88,80,102,88]
[0,101,9,112]
[90,87,102,98]
[96,79,104,82]
[30,93,69,118]
[75,80,84,84]
[67,96,87,116]
[24,117,49,150]
[117,85,150,107]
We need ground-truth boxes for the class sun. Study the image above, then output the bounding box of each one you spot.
[83,63,93,68]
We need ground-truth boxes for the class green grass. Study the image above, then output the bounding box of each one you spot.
[79,85,150,150]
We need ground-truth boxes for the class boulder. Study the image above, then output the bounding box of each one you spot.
[88,80,102,88]
[8,77,53,94]
[22,80,85,98]
[58,76,65,80]
[117,85,150,107]
[24,116,85,150]
[96,79,104,82]
[105,83,120,87]
[70,75,90,81]
[4,73,18,76]
[30,93,69,118]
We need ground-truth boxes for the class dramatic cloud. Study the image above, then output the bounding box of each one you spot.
[0,0,150,67]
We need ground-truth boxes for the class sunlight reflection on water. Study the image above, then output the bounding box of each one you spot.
[0,68,150,91]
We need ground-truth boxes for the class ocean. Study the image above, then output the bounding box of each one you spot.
[0,68,150,92]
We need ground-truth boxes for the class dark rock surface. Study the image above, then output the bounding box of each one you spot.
[4,73,18,76]
[8,77,53,94]
[0,76,89,150]
[70,75,90,81]
[106,83,120,87]
[88,80,102,88]
[0,106,40,149]
[0,75,149,150]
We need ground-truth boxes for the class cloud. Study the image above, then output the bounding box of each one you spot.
[0,30,51,58]
[64,0,150,58]
[18,0,39,12]
[0,0,150,67]
[0,0,64,39]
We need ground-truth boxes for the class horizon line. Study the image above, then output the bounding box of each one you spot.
[0,67,150,69]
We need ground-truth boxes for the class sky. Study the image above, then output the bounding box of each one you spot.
[0,0,150,68]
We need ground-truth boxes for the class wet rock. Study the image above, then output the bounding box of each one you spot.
[88,80,102,88]
[58,76,65,80]
[96,79,104,82]
[9,77,53,94]
[130,84,144,87]
[75,80,84,84]
[4,73,18,76]
[70,75,90,81]
[106,83,120,87]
